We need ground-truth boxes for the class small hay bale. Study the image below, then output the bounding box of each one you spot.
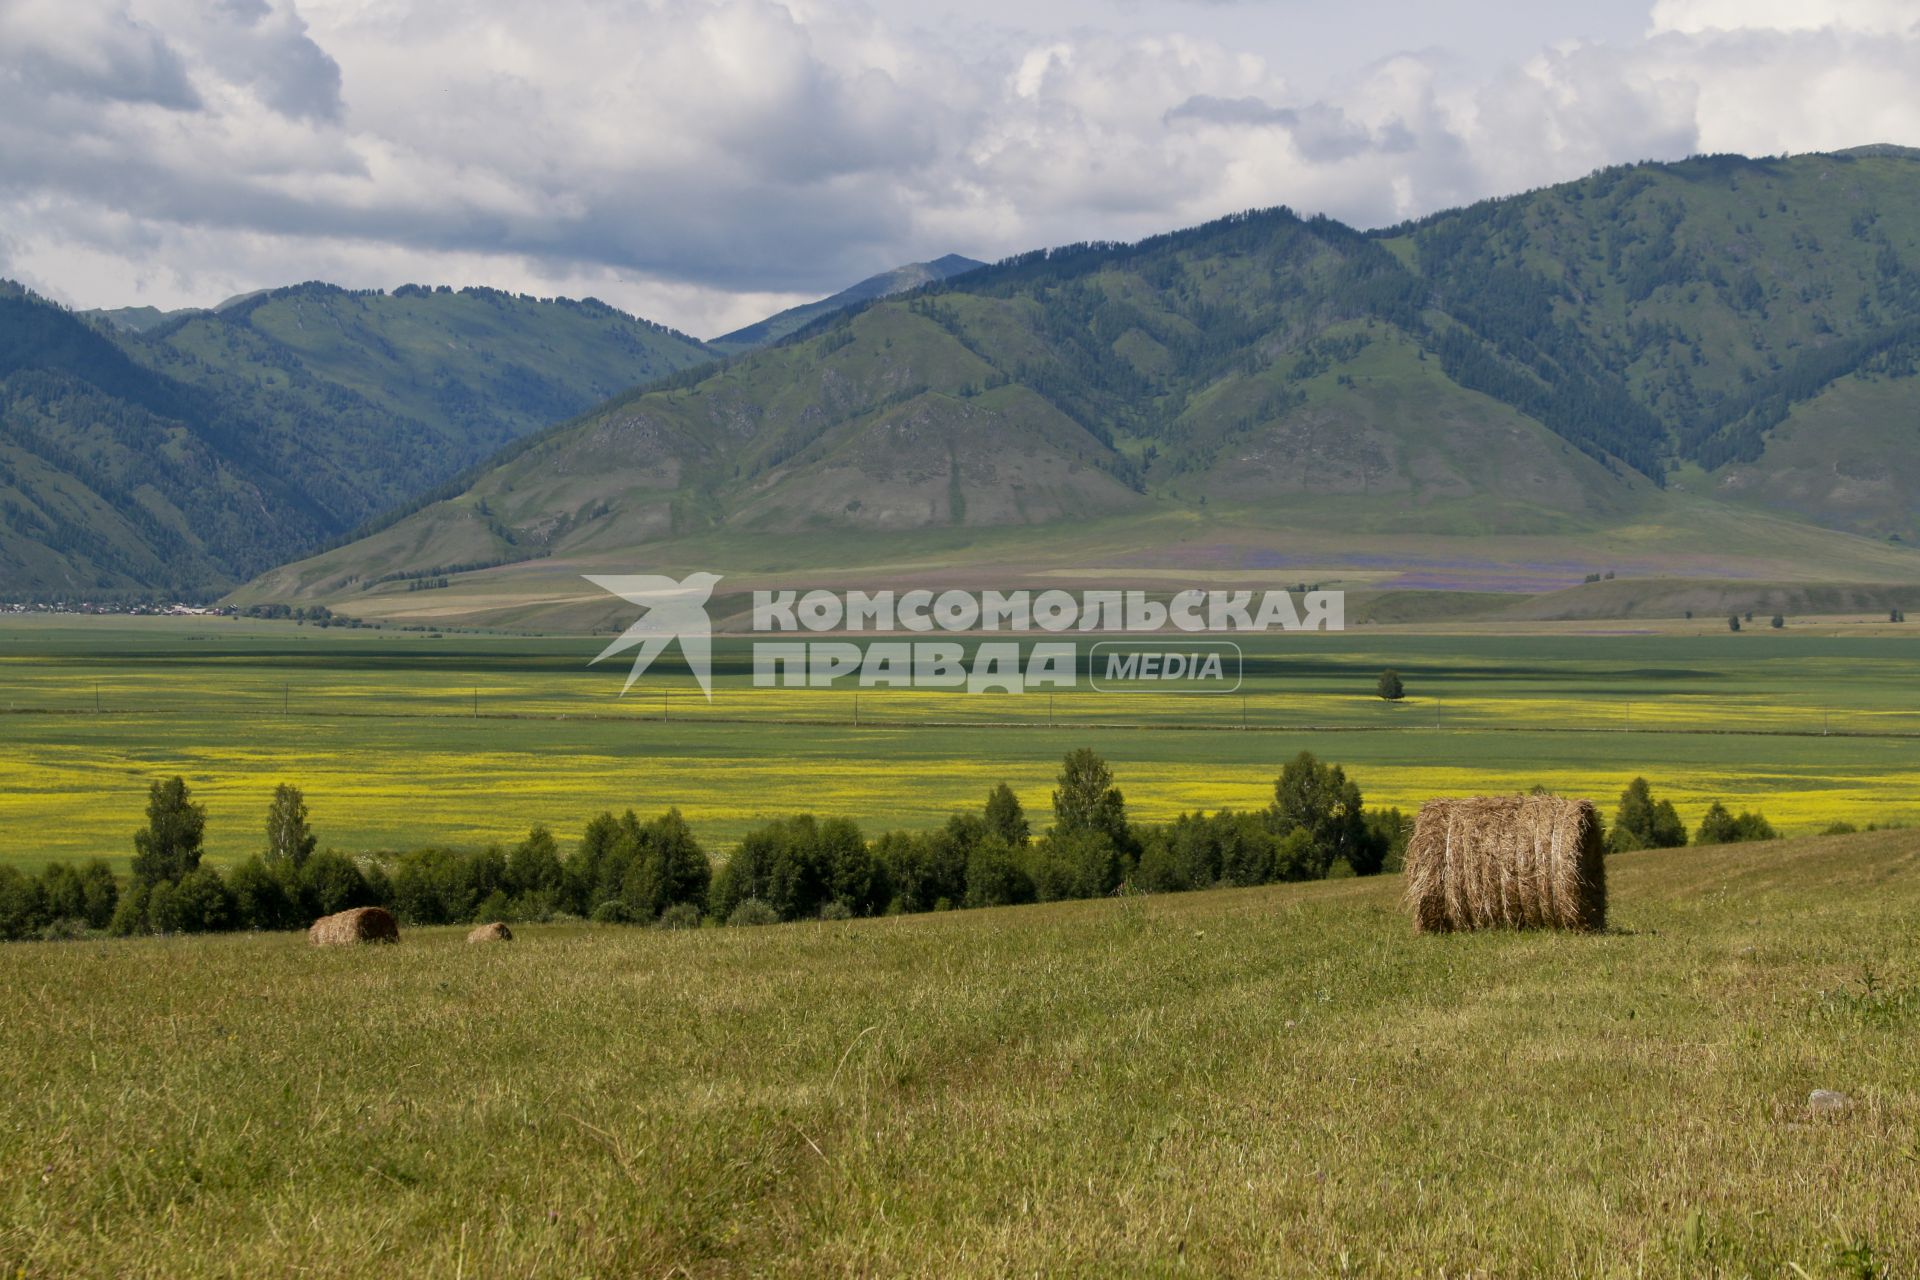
[1404,795,1606,933]
[308,906,400,946]
[467,921,512,943]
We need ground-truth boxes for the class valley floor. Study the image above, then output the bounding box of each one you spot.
[3,617,1919,865]
[1,833,1914,1276]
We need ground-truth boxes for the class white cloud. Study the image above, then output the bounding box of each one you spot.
[4,0,1920,335]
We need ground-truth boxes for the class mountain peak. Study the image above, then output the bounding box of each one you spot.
[708,254,986,353]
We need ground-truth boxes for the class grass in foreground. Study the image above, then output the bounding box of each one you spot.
[2,832,1916,1276]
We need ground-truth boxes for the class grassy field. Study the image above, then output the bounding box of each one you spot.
[1,831,1914,1276]
[4,616,1920,867]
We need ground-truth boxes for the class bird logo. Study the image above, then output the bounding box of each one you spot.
[584,572,722,700]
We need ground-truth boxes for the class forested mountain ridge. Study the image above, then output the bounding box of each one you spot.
[0,282,715,596]
[707,254,987,354]
[1392,148,1920,489]
[256,149,1920,611]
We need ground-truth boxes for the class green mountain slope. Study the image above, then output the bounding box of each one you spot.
[707,254,985,355]
[247,205,1668,611]
[1391,149,1920,533]
[215,149,1920,617]
[1,282,714,597]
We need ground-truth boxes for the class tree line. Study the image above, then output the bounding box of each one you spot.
[0,758,1803,943]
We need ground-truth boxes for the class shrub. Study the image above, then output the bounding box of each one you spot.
[1358,808,1408,875]
[143,881,178,934]
[1695,802,1777,845]
[227,857,296,930]
[984,783,1030,846]
[873,822,969,914]
[77,860,118,929]
[1133,829,1181,894]
[1609,778,1687,852]
[472,888,513,924]
[39,863,84,921]
[1376,669,1405,700]
[1822,820,1860,836]
[1270,827,1321,881]
[819,899,853,921]
[590,899,635,925]
[505,826,563,897]
[963,837,1033,907]
[1695,802,1738,846]
[0,867,48,941]
[302,851,374,917]
[727,898,780,927]
[655,902,702,930]
[165,868,235,934]
[1026,829,1121,902]
[108,883,150,937]
[1215,811,1277,886]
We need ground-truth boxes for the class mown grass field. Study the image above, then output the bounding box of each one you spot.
[1,832,1915,1276]
[4,616,1920,867]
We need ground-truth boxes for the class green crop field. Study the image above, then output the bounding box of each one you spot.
[3,616,1919,868]
[2,832,1915,1276]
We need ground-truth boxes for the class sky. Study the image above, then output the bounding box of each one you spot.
[4,0,1920,338]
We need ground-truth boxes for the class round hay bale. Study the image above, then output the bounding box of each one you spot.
[307,906,400,946]
[1403,795,1606,933]
[467,921,513,943]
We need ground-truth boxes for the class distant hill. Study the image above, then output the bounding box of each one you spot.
[246,148,1920,624]
[707,254,985,354]
[1,281,714,596]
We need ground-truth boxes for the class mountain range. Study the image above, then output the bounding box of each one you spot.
[11,146,1920,619]
[240,147,1920,625]
[0,281,712,595]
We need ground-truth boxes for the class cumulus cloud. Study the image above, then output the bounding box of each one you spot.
[3,0,1920,335]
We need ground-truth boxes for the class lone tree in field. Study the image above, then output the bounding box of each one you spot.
[1376,669,1405,701]
[1607,777,1687,853]
[265,783,317,868]
[984,783,1030,846]
[1891,608,1905,622]
[1052,749,1128,847]
[1727,614,1741,632]
[1770,613,1785,629]
[131,776,206,887]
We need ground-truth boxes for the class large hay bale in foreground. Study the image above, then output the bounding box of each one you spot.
[467,921,512,943]
[1404,795,1606,933]
[308,906,400,946]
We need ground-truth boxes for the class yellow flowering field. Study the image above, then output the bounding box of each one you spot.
[2,615,1917,866]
